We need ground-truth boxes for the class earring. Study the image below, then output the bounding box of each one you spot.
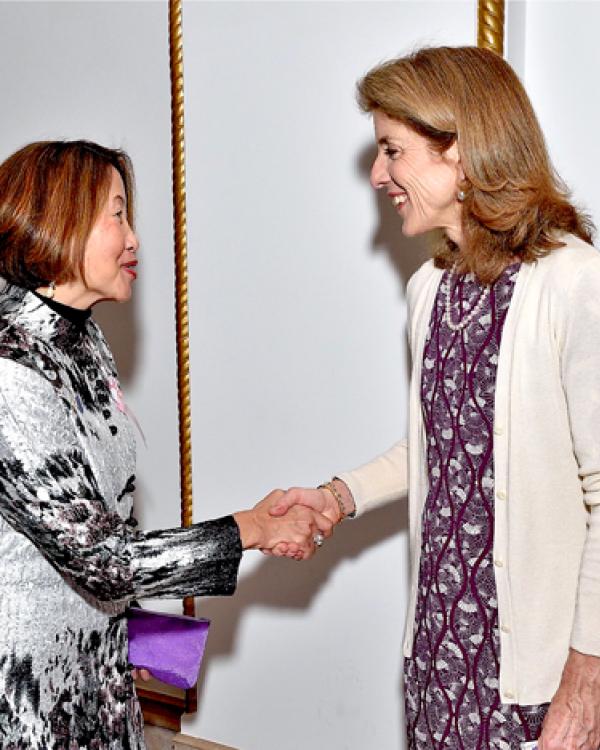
[457,189,466,202]
[43,281,56,300]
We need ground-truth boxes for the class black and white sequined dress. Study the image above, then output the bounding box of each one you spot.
[0,286,242,749]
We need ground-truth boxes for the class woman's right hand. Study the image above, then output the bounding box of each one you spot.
[233,490,334,561]
[263,481,355,558]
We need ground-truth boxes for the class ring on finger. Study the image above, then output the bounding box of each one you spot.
[313,532,325,547]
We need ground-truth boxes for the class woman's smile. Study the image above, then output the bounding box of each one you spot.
[389,190,408,208]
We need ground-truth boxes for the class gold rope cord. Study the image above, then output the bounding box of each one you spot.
[169,0,195,621]
[477,0,505,56]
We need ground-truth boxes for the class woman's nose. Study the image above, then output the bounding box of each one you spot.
[128,228,140,253]
[370,153,389,190]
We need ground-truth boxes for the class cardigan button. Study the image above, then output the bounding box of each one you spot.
[494,425,504,436]
[494,559,504,567]
[496,490,507,501]
[500,624,511,634]
[504,690,515,700]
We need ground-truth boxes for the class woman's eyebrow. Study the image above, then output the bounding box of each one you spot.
[378,136,404,146]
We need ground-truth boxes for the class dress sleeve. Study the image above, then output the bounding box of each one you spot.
[337,439,409,516]
[0,358,242,604]
[559,258,600,654]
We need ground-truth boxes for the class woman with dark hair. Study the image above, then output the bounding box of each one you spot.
[0,140,332,748]
[270,47,600,750]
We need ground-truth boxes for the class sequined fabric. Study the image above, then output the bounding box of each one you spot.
[404,265,548,749]
[0,285,242,749]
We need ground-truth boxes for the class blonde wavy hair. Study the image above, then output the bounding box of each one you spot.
[357,46,594,283]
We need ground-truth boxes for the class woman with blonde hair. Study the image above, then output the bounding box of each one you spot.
[0,139,331,748]
[271,46,600,750]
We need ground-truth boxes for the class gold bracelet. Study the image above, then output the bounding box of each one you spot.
[318,480,349,522]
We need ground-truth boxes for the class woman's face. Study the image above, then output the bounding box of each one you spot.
[370,111,464,245]
[80,167,139,306]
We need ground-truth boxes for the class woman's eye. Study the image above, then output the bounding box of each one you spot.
[114,210,124,222]
[385,147,401,159]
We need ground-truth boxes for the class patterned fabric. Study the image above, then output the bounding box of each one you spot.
[404,264,548,749]
[0,285,242,749]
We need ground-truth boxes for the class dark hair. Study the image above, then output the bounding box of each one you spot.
[0,140,135,288]
[357,46,594,282]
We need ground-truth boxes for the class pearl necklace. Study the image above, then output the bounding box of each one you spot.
[443,264,490,332]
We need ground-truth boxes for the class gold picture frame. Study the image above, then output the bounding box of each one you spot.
[136,0,196,730]
[478,0,505,56]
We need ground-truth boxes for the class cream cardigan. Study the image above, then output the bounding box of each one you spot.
[338,234,600,706]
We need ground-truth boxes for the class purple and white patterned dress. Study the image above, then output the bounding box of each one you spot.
[404,264,548,750]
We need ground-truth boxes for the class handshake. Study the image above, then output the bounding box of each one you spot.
[233,482,354,561]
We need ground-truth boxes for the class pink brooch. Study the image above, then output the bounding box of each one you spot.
[108,378,127,414]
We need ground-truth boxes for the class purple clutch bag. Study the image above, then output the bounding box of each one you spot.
[127,608,210,689]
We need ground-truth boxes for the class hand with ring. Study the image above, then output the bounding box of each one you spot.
[233,490,333,561]
[264,480,355,558]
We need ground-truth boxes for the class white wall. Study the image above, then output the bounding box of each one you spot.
[183,4,474,749]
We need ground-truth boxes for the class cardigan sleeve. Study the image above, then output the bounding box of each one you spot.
[559,257,600,653]
[337,439,409,516]
[0,358,242,604]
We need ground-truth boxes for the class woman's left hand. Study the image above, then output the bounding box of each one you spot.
[132,668,152,682]
[538,649,600,750]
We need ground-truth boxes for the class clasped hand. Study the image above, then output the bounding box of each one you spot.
[234,490,334,561]
[244,485,347,560]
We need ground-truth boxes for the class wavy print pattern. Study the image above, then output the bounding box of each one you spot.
[405,264,548,749]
